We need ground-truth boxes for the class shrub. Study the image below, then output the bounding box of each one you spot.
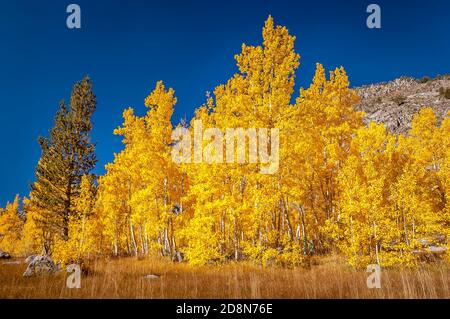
[439,87,450,99]
[392,94,407,105]
[420,76,430,83]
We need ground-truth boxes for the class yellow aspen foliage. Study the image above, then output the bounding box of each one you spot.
[438,116,450,261]
[391,108,449,264]
[333,123,404,267]
[95,154,132,256]
[0,195,24,256]
[332,109,449,267]
[179,16,301,266]
[95,81,186,259]
[282,63,364,256]
[20,196,45,255]
[52,175,97,266]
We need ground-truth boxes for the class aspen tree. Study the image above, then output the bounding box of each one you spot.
[0,195,24,255]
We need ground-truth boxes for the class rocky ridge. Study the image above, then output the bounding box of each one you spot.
[354,75,450,134]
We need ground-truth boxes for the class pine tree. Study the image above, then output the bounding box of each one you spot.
[27,77,97,254]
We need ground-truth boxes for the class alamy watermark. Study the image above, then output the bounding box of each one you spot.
[66,4,81,29]
[366,264,381,288]
[66,263,81,289]
[366,4,381,29]
[171,120,280,174]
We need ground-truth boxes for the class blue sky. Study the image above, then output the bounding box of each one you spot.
[0,0,449,206]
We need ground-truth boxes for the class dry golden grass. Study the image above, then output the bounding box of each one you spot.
[0,255,449,299]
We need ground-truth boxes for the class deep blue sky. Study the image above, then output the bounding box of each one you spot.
[0,0,449,206]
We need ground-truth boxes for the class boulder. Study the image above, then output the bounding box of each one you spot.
[25,255,38,264]
[23,255,59,277]
[419,238,431,247]
[0,251,11,259]
[143,274,160,280]
[428,246,447,253]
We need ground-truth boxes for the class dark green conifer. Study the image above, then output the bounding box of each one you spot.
[29,77,96,252]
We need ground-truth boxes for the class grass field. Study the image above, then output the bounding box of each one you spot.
[1,256,449,298]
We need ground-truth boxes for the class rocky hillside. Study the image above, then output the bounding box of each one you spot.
[354,75,450,134]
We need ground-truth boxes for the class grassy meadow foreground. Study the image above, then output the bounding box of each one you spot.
[1,256,449,299]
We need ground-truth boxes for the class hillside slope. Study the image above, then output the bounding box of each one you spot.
[355,75,450,134]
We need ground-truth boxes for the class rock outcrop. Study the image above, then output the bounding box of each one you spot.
[143,274,160,280]
[23,255,59,277]
[0,251,11,259]
[355,75,450,134]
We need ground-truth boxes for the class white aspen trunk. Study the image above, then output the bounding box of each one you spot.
[144,225,149,255]
[129,218,138,256]
[373,221,380,265]
[77,214,86,263]
[139,225,145,255]
[164,228,170,256]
